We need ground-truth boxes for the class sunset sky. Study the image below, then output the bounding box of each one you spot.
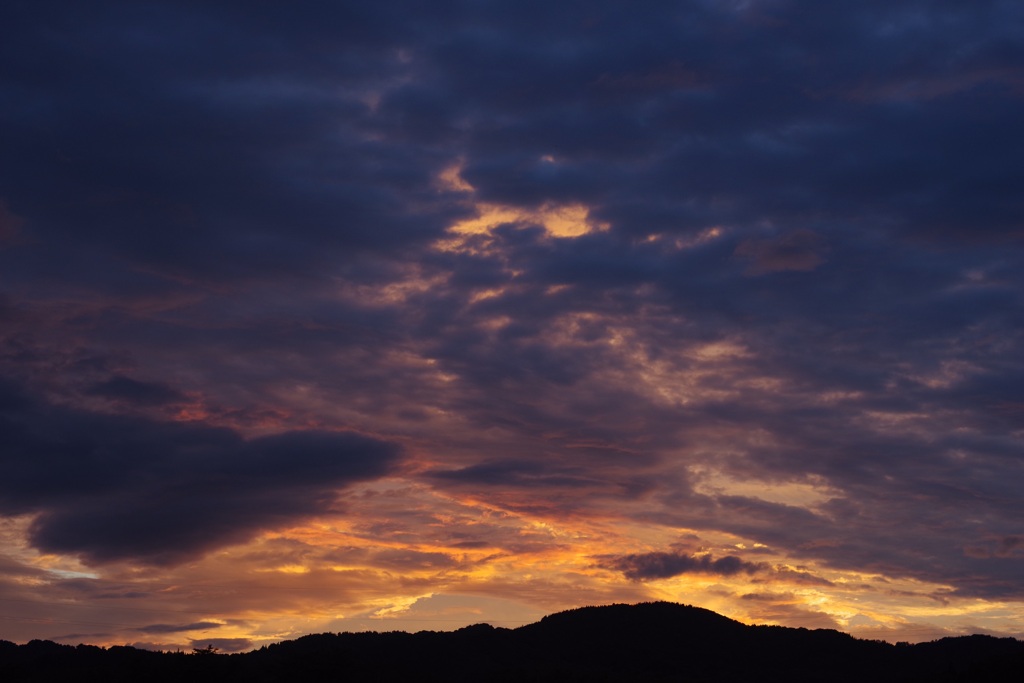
[2,0,1023,652]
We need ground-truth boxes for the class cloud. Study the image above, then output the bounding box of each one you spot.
[85,375,186,406]
[604,552,767,581]
[964,536,1024,560]
[0,200,23,246]
[733,230,827,275]
[430,460,599,489]
[0,380,402,565]
[139,622,222,634]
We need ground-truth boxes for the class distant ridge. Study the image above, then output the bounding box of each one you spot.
[2,602,1022,682]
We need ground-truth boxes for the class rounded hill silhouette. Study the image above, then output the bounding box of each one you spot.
[2,602,1022,682]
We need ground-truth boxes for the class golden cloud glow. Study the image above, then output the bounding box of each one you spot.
[434,161,609,254]
[447,202,606,240]
[437,163,474,193]
[689,467,841,509]
[5,477,1022,649]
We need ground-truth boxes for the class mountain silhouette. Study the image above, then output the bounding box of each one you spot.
[2,602,1022,682]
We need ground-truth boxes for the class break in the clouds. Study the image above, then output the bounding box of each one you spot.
[1,0,1023,648]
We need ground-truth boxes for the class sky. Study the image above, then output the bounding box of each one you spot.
[1,0,1023,653]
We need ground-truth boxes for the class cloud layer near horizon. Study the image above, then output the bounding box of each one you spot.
[1,0,1022,648]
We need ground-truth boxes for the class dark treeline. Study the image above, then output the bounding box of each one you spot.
[2,602,1023,682]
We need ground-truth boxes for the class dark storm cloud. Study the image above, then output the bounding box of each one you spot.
[0,379,401,565]
[605,552,766,581]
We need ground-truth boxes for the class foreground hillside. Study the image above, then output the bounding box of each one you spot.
[2,602,1022,682]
